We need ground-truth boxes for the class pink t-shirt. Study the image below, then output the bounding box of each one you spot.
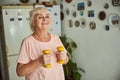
[17,33,67,80]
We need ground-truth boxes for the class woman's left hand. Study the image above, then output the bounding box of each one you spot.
[56,51,67,61]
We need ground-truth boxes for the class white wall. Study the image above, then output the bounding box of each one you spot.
[61,0,120,80]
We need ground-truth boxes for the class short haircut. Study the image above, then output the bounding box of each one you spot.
[29,7,50,31]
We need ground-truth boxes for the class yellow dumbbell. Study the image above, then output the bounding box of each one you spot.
[57,46,65,64]
[43,49,51,68]
[43,49,50,54]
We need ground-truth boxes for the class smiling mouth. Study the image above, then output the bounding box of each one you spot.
[41,22,49,25]
[41,21,50,25]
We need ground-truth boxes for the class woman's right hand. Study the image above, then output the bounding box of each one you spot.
[43,54,52,65]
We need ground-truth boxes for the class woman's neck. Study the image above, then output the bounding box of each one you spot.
[32,31,51,42]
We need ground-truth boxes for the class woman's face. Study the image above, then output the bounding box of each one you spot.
[34,9,51,30]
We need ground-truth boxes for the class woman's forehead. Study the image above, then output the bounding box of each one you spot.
[36,13,50,17]
[36,13,50,16]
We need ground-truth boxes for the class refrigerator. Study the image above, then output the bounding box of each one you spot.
[0,5,61,80]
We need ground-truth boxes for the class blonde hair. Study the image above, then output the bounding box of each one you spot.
[29,7,50,31]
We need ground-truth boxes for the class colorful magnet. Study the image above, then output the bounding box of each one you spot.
[80,18,86,28]
[66,8,70,15]
[80,10,84,16]
[65,0,72,3]
[89,21,96,30]
[105,25,110,31]
[72,11,77,18]
[88,10,94,17]
[75,20,80,27]
[5,11,8,15]
[104,3,109,9]
[77,2,85,10]
[87,0,92,7]
[98,11,106,21]
[54,12,57,16]
[61,11,64,20]
[108,13,120,27]
[68,19,73,28]
[60,3,63,9]
[112,0,120,6]
[19,0,29,3]
[52,0,57,5]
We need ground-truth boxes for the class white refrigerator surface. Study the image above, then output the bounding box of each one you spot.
[2,6,33,80]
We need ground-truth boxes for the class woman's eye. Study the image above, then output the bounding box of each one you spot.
[46,16,50,18]
[38,17,42,19]
[37,16,50,19]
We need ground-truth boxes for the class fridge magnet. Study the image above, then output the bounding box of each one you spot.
[104,3,109,9]
[112,0,120,6]
[80,10,84,16]
[108,13,120,27]
[105,25,110,31]
[66,8,70,15]
[60,3,63,9]
[68,19,73,28]
[98,11,106,21]
[73,4,75,7]
[72,11,77,18]
[42,2,53,7]
[77,2,85,10]
[52,0,58,5]
[80,18,86,28]
[19,0,29,3]
[61,11,64,20]
[88,10,94,17]
[5,11,8,15]
[65,0,72,3]
[75,20,80,27]
[54,12,57,16]
[89,21,96,30]
[87,0,92,7]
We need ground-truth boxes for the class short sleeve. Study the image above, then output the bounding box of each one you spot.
[17,38,31,64]
[54,35,67,54]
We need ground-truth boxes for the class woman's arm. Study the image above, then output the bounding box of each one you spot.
[16,57,43,77]
[63,55,69,64]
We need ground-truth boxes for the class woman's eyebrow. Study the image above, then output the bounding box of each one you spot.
[46,13,50,16]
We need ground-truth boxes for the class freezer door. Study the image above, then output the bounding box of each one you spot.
[7,55,25,80]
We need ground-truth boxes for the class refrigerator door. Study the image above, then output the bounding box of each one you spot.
[7,55,25,80]
[2,6,33,80]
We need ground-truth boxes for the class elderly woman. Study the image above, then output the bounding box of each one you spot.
[16,7,69,80]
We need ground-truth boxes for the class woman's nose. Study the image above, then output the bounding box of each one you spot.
[42,17,45,21]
